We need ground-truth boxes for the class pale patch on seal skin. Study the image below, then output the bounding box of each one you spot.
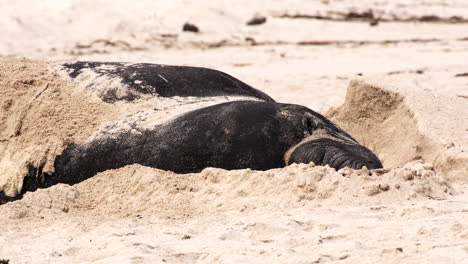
[157,74,169,83]
[87,96,262,142]
[54,61,275,102]
[54,63,142,101]
[53,61,266,143]
[79,68,136,99]
[53,62,158,102]
[279,109,292,118]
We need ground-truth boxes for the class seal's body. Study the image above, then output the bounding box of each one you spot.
[1,62,382,203]
[53,99,381,185]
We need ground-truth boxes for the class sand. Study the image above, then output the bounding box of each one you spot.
[327,77,468,182]
[0,59,121,197]
[0,163,466,263]
[0,0,467,263]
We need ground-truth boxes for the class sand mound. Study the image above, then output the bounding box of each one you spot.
[0,58,118,197]
[327,78,468,182]
[1,161,454,221]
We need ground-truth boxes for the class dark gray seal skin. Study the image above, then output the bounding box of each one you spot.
[0,62,382,205]
[60,61,275,103]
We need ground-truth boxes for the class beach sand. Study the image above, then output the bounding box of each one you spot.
[0,1,467,263]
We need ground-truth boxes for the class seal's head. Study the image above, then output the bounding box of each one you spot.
[285,112,383,170]
[288,138,382,170]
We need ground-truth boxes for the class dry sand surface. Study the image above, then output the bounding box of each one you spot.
[0,0,467,263]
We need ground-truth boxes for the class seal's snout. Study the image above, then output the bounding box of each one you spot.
[288,138,383,170]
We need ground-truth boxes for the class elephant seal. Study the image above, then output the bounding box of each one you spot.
[0,62,382,204]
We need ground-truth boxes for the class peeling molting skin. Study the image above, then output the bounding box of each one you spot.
[53,60,272,143]
[54,63,141,102]
[53,61,274,103]
[88,95,263,142]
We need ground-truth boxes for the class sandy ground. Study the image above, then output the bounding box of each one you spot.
[0,0,467,263]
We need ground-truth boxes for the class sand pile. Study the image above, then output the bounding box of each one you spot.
[1,161,465,263]
[327,77,468,182]
[0,161,454,221]
[0,58,120,197]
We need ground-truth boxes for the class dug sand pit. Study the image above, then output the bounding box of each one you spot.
[327,77,468,182]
